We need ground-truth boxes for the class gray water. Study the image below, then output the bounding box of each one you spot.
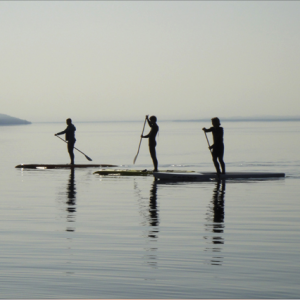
[0,121,299,298]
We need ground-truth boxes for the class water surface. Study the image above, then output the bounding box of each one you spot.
[0,121,299,298]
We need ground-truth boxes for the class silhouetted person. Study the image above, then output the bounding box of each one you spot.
[141,115,159,172]
[55,118,76,165]
[203,117,225,174]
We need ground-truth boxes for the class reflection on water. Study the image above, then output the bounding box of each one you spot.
[148,182,159,238]
[57,169,77,232]
[56,169,77,276]
[204,180,225,266]
[135,180,160,269]
[66,169,76,231]
[66,169,77,232]
[146,182,159,269]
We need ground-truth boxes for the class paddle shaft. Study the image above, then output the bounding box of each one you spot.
[204,131,213,155]
[133,117,147,164]
[56,135,92,161]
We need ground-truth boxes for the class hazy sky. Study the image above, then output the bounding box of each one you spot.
[1,1,300,122]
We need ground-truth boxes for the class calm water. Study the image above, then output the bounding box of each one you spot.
[0,121,300,298]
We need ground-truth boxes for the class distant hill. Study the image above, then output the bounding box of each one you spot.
[0,113,31,126]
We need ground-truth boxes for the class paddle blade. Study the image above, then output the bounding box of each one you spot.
[133,117,147,164]
[133,155,137,164]
[85,155,93,161]
[133,138,142,164]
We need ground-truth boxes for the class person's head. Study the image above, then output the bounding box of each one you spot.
[66,118,72,125]
[149,116,157,123]
[211,117,221,127]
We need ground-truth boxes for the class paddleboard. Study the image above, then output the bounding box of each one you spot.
[15,164,118,169]
[153,171,285,181]
[94,169,195,176]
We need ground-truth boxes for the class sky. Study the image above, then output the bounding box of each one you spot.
[0,1,300,122]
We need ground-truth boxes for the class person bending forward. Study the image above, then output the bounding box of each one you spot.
[202,117,225,174]
[55,118,76,165]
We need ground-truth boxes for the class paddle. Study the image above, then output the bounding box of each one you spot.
[133,116,147,164]
[204,131,213,155]
[56,135,92,161]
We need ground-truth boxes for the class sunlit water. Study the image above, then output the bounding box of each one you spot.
[0,121,299,298]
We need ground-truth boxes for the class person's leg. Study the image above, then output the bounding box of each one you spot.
[67,141,75,165]
[212,155,221,174]
[149,145,158,171]
[219,158,225,174]
[218,146,225,174]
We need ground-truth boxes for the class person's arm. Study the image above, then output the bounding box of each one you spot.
[145,115,154,128]
[142,132,150,138]
[202,127,214,149]
[202,127,213,132]
[141,115,151,138]
[55,127,68,136]
[142,127,151,138]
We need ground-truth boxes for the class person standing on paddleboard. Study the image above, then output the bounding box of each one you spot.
[141,115,159,172]
[202,117,225,175]
[55,118,76,165]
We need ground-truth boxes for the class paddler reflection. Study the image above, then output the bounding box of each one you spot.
[134,180,160,269]
[212,180,225,229]
[204,180,225,266]
[66,168,77,232]
[145,181,159,268]
[148,181,159,238]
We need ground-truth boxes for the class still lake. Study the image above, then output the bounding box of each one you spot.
[1,121,300,298]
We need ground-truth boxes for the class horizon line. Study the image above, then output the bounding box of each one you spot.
[30,116,300,123]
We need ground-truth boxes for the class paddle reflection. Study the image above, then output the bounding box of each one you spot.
[66,168,77,232]
[204,180,225,266]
